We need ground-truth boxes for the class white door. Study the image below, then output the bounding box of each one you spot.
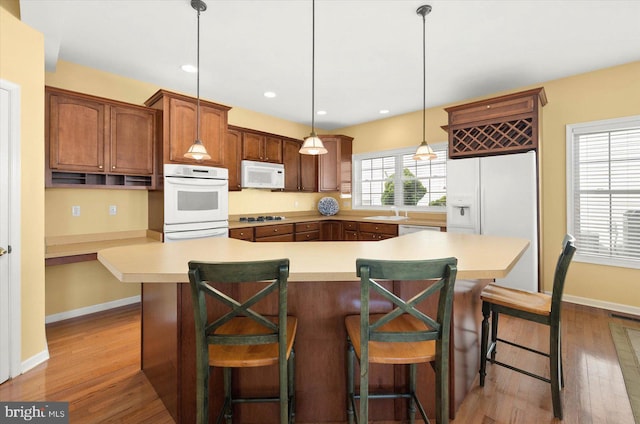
[0,79,21,383]
[480,151,538,292]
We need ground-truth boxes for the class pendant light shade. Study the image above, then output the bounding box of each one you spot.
[413,4,436,161]
[300,0,327,155]
[184,0,211,161]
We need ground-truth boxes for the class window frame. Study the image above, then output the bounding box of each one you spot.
[352,142,447,212]
[566,115,640,269]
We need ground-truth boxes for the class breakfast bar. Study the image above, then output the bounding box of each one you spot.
[98,231,529,423]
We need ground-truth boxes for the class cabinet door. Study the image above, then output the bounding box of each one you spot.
[264,136,283,163]
[242,132,265,161]
[300,152,318,192]
[168,97,225,166]
[282,139,301,191]
[48,93,106,172]
[225,128,242,191]
[318,138,339,191]
[110,106,155,175]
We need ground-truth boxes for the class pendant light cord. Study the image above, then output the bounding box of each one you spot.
[196,6,201,142]
[311,0,316,135]
[422,10,426,143]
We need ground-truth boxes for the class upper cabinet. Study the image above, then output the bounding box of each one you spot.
[242,130,283,163]
[281,138,318,192]
[145,89,231,168]
[225,126,243,191]
[45,86,156,189]
[445,87,547,158]
[318,135,353,194]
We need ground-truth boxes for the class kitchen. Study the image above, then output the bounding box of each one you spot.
[2,0,640,422]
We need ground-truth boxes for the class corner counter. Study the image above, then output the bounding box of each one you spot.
[98,231,528,424]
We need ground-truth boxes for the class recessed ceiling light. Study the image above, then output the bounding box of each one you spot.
[181,64,198,73]
[264,91,277,98]
[317,110,327,115]
[379,109,390,114]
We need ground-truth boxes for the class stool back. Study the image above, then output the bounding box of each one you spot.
[550,235,576,321]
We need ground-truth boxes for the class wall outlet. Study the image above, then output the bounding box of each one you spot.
[72,205,80,217]
[109,205,117,215]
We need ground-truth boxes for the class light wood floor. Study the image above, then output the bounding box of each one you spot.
[0,302,636,423]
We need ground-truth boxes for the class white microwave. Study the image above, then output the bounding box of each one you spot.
[241,160,285,189]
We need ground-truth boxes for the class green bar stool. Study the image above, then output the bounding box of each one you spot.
[479,235,576,419]
[188,258,296,424]
[345,257,458,424]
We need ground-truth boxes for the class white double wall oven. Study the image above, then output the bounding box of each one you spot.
[163,164,229,242]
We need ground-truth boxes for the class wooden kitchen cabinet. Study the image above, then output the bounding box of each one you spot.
[254,223,295,242]
[358,222,398,241]
[318,135,353,193]
[225,127,243,191]
[321,221,343,241]
[282,138,318,192]
[445,87,547,158]
[282,139,302,191]
[342,221,359,241]
[295,222,320,242]
[46,86,156,189]
[145,89,230,168]
[229,227,254,241]
[242,130,282,163]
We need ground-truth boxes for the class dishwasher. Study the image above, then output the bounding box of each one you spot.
[398,224,441,235]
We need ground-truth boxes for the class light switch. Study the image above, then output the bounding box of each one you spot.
[72,206,80,217]
[109,205,117,215]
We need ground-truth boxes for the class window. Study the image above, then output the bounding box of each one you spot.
[353,143,447,211]
[567,115,640,269]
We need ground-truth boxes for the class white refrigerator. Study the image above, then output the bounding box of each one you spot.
[446,151,538,292]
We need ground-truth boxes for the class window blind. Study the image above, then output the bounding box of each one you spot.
[568,116,640,268]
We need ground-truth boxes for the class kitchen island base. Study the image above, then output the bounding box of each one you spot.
[141,277,489,424]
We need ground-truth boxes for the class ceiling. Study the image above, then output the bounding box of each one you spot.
[20,0,640,130]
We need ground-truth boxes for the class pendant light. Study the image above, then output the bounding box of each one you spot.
[413,5,437,161]
[184,0,212,161]
[299,0,328,155]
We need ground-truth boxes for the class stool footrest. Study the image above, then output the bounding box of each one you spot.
[495,337,550,358]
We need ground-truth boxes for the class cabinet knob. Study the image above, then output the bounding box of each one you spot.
[112,166,116,169]
[274,229,278,232]
[99,165,103,169]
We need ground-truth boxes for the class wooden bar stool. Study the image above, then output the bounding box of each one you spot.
[345,257,458,424]
[479,235,576,419]
[188,258,297,424]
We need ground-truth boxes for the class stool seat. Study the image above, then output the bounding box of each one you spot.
[345,314,436,364]
[210,316,298,368]
[480,285,551,316]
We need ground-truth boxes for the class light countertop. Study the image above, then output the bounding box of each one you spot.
[97,231,529,283]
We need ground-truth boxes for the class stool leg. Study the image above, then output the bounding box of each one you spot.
[480,301,490,386]
[550,322,563,419]
[223,367,232,424]
[490,309,499,362]
[288,348,296,424]
[408,363,417,424]
[346,339,355,424]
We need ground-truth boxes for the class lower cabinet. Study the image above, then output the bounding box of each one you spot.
[342,221,359,240]
[357,222,398,241]
[229,227,254,241]
[321,221,343,241]
[255,223,295,242]
[295,222,320,241]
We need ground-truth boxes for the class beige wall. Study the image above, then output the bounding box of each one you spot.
[0,5,47,362]
[340,61,640,311]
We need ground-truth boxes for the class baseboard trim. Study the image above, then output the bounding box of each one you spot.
[45,295,141,324]
[21,348,50,374]
[561,294,640,316]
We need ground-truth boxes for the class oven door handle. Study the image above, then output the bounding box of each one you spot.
[165,177,228,187]
[165,228,228,241]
